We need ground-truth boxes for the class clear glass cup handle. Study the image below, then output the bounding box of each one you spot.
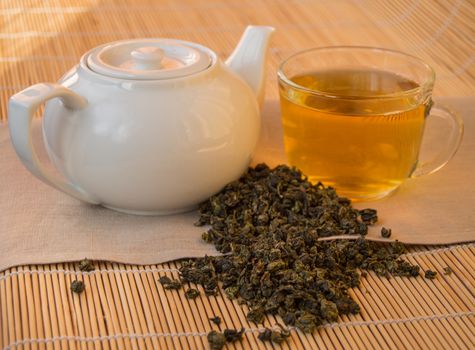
[411,104,464,178]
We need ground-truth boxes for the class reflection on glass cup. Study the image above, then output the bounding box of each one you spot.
[278,46,463,201]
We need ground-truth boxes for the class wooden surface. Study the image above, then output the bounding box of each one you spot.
[0,0,474,349]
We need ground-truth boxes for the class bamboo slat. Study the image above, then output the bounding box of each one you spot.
[1,245,474,350]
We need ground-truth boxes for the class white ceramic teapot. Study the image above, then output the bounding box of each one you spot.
[8,26,274,215]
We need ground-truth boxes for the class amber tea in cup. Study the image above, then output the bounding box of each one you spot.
[278,47,463,200]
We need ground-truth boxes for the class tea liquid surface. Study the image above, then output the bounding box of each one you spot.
[280,69,427,200]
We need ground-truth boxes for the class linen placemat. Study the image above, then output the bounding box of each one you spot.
[0,97,474,272]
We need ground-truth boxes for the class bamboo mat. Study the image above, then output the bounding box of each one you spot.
[0,0,474,349]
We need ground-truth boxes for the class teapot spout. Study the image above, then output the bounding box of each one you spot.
[225,25,275,109]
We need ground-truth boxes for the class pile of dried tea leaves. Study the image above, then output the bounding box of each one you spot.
[167,164,422,343]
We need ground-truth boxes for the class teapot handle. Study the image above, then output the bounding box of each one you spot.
[8,83,100,204]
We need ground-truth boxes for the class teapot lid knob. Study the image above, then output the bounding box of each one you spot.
[130,46,165,70]
[86,39,213,80]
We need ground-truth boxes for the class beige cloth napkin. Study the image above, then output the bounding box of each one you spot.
[0,97,474,271]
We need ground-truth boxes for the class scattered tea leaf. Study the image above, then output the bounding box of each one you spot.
[424,270,437,279]
[246,307,265,324]
[381,227,392,238]
[209,316,221,326]
[320,299,339,322]
[185,288,200,299]
[207,328,244,350]
[359,208,378,225]
[257,328,272,342]
[223,328,244,342]
[272,329,290,343]
[78,258,95,272]
[443,266,453,275]
[295,312,319,333]
[207,330,226,350]
[158,276,182,290]
[258,327,290,344]
[71,280,85,294]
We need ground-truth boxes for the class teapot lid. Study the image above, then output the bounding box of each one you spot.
[86,39,212,80]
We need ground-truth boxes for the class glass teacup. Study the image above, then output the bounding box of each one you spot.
[278,46,463,201]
